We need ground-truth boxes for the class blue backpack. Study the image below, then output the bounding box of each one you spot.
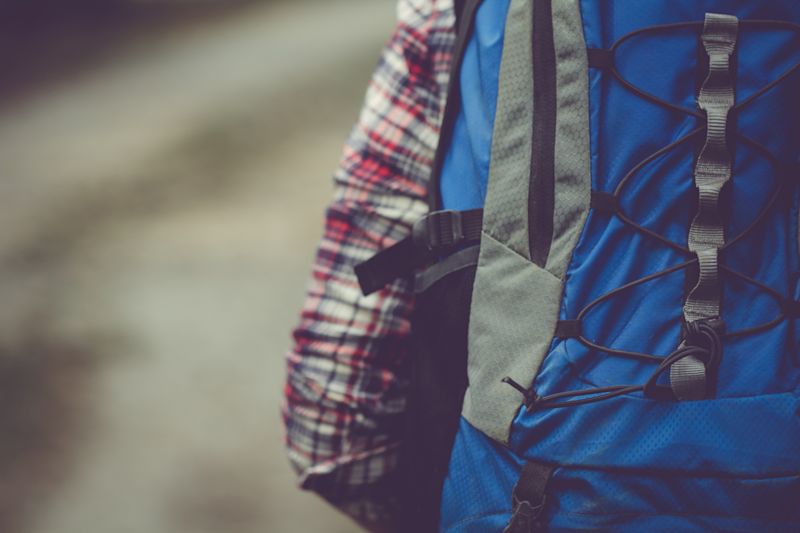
[356,1,800,531]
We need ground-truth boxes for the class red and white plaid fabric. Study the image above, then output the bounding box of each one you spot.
[282,0,455,525]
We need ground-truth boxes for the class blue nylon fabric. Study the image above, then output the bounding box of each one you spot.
[443,418,800,532]
[440,419,518,532]
[438,0,509,211]
[441,1,800,531]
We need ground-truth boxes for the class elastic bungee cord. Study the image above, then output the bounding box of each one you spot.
[504,20,800,410]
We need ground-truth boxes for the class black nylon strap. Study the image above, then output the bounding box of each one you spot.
[503,461,554,533]
[587,48,614,69]
[555,320,583,339]
[782,299,800,317]
[354,209,483,296]
[354,237,422,296]
[590,191,619,213]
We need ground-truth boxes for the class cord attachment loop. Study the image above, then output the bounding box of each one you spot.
[502,377,539,411]
[644,318,725,401]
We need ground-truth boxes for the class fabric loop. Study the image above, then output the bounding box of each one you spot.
[503,462,554,533]
[675,12,738,401]
[555,320,583,339]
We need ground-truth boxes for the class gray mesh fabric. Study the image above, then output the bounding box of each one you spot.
[546,0,591,277]
[465,0,591,444]
[463,233,562,443]
[481,0,534,260]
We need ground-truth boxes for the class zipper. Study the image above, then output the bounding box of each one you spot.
[529,0,557,267]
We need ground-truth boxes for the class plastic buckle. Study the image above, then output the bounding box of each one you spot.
[412,210,464,251]
[503,495,547,533]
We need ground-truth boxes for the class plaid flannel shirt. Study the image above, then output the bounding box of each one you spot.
[282,0,455,526]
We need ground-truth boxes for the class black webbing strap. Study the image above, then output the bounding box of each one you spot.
[590,191,619,213]
[354,209,483,296]
[783,299,800,318]
[354,237,421,297]
[587,48,613,69]
[554,320,582,339]
[503,461,554,533]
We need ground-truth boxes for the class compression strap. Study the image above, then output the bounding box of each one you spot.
[354,209,483,296]
[672,12,739,401]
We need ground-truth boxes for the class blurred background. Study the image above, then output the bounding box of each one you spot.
[0,0,394,531]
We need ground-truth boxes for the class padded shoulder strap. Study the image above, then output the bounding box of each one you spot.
[454,0,467,28]
[428,0,483,210]
[463,0,590,445]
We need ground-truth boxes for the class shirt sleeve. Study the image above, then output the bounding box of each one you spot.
[282,0,456,528]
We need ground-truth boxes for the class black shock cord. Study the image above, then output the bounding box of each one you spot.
[504,20,800,410]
